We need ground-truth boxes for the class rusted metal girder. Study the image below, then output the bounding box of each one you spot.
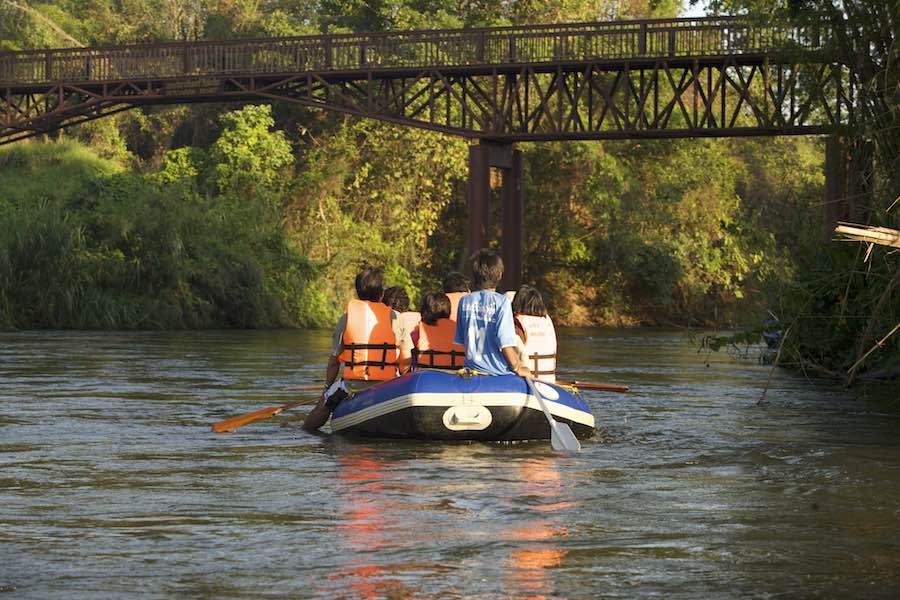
[0,60,852,144]
[0,16,850,145]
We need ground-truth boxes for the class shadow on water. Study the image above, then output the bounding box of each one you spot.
[1,329,898,598]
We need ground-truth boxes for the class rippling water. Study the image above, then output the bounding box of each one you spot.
[1,329,898,598]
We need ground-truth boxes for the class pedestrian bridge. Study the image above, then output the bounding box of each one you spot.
[1,16,851,146]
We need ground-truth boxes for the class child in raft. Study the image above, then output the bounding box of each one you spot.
[511,285,558,383]
[304,266,412,432]
[454,249,531,377]
[383,285,421,369]
[413,292,465,370]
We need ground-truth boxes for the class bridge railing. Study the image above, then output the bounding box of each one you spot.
[0,17,832,87]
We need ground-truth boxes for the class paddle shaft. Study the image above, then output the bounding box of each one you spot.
[559,380,629,393]
[211,398,317,433]
[284,384,325,392]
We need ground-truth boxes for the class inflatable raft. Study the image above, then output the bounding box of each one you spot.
[330,370,595,441]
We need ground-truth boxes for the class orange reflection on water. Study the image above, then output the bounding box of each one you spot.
[530,500,577,512]
[329,448,417,599]
[504,457,573,600]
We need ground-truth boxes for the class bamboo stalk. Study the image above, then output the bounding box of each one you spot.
[834,222,900,249]
[847,322,900,382]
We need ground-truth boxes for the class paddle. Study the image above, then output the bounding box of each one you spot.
[525,377,581,453]
[211,398,318,433]
[558,380,629,393]
[284,383,326,392]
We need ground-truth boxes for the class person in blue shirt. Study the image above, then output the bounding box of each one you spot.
[454,249,532,377]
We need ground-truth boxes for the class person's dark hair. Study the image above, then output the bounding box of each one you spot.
[382,286,410,312]
[420,292,451,325]
[512,285,547,317]
[469,249,503,289]
[355,265,384,302]
[442,271,470,294]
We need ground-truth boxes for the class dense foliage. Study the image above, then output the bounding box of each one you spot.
[1,0,895,379]
[0,109,311,329]
[695,0,900,380]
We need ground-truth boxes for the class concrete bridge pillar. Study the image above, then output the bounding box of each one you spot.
[467,142,523,292]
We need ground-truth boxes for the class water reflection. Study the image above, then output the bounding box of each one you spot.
[505,457,571,599]
[329,447,418,598]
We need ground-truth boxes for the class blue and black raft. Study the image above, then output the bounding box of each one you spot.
[330,370,595,441]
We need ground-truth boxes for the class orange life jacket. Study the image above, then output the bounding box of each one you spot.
[516,314,557,382]
[415,318,465,370]
[446,292,467,322]
[340,299,399,381]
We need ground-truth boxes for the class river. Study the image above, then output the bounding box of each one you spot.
[1,329,898,598]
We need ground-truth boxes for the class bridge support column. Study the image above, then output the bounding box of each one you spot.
[823,136,847,241]
[468,144,491,256]
[501,149,523,292]
[823,136,874,241]
[467,142,523,292]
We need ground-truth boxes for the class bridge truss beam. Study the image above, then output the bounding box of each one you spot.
[1,57,850,145]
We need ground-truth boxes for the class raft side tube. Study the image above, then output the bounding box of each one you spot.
[330,371,595,441]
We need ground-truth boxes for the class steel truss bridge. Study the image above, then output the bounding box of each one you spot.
[0,16,853,288]
[0,16,850,144]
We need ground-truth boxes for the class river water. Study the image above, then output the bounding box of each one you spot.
[1,329,898,599]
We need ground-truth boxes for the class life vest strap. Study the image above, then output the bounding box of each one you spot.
[415,348,465,369]
[528,352,557,377]
[345,342,400,369]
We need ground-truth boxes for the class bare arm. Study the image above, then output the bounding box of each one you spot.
[502,346,532,377]
[399,352,412,374]
[304,354,341,432]
[324,354,340,387]
[303,398,331,432]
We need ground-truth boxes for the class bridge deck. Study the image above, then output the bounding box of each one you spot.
[0,17,832,89]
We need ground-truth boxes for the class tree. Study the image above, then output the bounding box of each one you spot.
[210,104,294,197]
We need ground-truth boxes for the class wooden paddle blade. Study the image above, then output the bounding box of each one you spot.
[211,404,288,433]
[550,421,581,453]
[211,398,317,433]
